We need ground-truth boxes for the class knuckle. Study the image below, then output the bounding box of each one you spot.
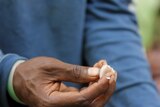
[72,65,83,80]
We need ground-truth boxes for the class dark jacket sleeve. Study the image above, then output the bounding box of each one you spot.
[84,0,160,107]
[0,51,26,107]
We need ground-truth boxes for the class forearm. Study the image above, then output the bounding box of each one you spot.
[106,82,160,107]
[85,0,160,106]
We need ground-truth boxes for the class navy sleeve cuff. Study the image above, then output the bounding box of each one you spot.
[0,54,27,107]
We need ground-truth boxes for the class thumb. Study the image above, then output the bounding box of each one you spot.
[58,64,100,83]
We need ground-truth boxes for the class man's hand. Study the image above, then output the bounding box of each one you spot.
[13,57,115,107]
[89,60,117,107]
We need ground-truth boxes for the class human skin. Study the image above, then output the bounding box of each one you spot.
[13,57,116,107]
[89,60,117,107]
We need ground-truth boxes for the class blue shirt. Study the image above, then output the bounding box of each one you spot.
[0,0,160,107]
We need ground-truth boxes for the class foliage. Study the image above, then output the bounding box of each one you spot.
[134,0,160,49]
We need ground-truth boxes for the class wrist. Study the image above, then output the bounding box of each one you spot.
[7,60,26,104]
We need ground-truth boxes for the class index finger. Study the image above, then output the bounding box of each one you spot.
[80,75,110,101]
[48,76,110,107]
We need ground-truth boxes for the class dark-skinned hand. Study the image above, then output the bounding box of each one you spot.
[13,57,117,107]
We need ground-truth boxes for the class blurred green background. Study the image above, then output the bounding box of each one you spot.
[135,0,160,50]
[135,0,160,92]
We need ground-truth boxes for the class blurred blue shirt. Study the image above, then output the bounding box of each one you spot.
[0,0,160,107]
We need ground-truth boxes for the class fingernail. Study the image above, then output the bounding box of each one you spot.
[105,73,111,77]
[88,67,100,76]
[106,76,111,80]
[99,65,108,78]
[108,65,116,74]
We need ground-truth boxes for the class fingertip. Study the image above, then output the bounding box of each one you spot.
[93,63,99,67]
[109,75,115,84]
[88,67,100,77]
[94,60,107,68]
[98,75,110,86]
[106,76,111,80]
[99,65,108,78]
[101,59,107,65]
